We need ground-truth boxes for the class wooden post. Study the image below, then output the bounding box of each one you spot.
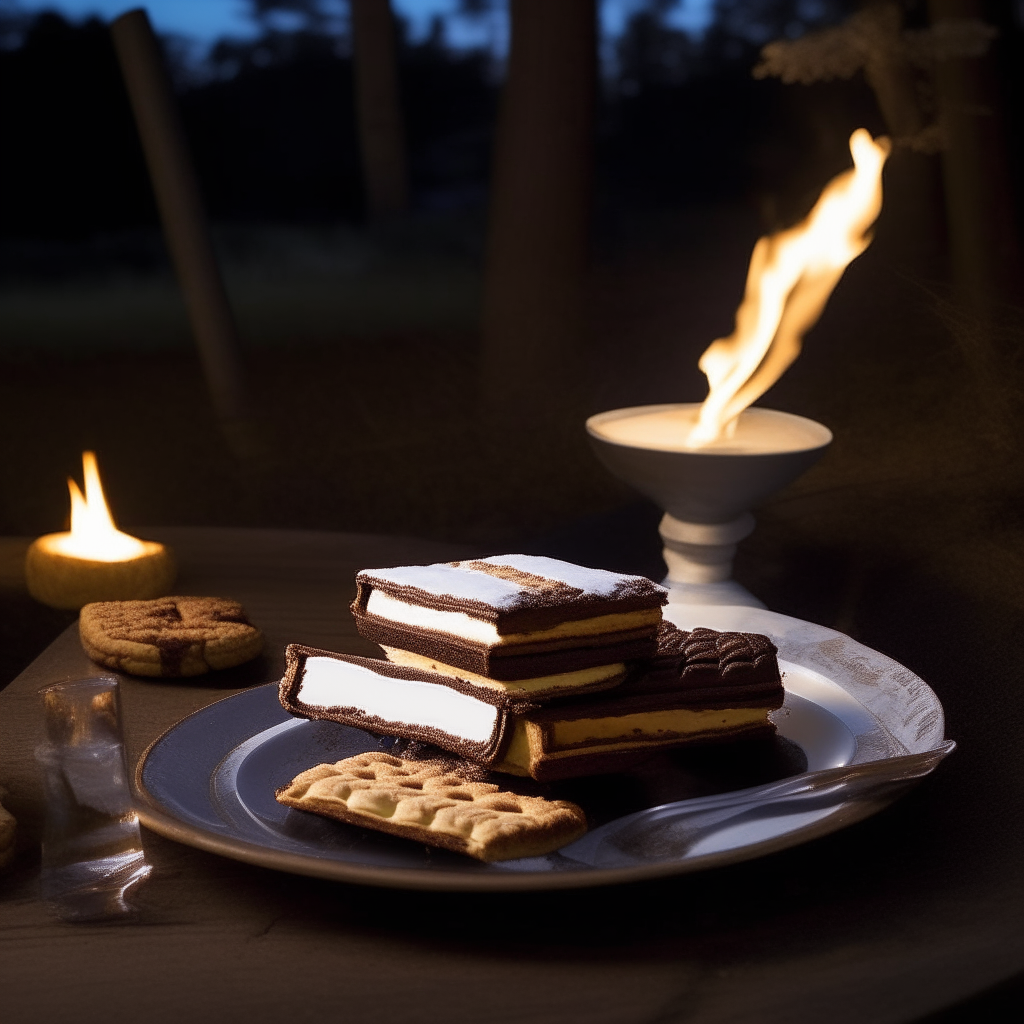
[479,0,596,424]
[858,3,944,279]
[350,0,409,219]
[110,9,257,458]
[860,3,926,139]
[928,0,1019,310]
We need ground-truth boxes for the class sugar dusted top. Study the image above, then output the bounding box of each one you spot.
[353,554,667,633]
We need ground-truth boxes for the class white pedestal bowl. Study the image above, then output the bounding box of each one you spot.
[586,404,832,607]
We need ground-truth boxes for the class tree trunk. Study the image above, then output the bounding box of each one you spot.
[479,0,597,426]
[928,0,1019,310]
[351,0,409,219]
[861,2,926,140]
[110,10,258,460]
[856,3,945,281]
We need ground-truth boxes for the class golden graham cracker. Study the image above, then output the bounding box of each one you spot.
[276,752,587,862]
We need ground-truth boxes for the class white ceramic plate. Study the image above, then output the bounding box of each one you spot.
[135,606,948,890]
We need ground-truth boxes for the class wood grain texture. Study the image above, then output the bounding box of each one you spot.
[1,527,1023,1024]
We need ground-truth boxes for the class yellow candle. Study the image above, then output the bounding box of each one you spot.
[25,452,176,610]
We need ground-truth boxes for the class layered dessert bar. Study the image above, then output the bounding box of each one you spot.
[494,623,785,781]
[350,554,668,699]
[279,623,784,782]
[279,645,529,764]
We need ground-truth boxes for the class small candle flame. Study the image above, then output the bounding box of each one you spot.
[50,452,150,562]
[686,128,891,449]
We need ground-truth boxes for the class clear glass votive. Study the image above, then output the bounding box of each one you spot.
[35,676,151,922]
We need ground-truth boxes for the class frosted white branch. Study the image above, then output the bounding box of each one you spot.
[754,6,997,84]
[753,5,903,84]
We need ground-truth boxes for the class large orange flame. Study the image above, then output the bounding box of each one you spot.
[49,452,151,561]
[685,128,891,449]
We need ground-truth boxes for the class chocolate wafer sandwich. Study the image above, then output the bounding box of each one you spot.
[279,622,784,782]
[277,555,783,859]
[279,645,529,765]
[493,623,785,781]
[351,555,668,700]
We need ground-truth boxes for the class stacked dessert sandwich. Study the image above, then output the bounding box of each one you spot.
[347,554,666,700]
[275,555,786,861]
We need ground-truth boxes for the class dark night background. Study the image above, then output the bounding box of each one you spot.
[2,0,1020,540]
[1,2,1024,1020]
[3,0,1024,722]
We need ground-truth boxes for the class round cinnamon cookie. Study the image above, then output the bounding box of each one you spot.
[79,596,263,677]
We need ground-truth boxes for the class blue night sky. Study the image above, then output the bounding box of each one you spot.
[13,1,717,50]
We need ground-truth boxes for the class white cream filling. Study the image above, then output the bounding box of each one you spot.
[367,590,502,644]
[296,656,498,745]
[365,589,659,647]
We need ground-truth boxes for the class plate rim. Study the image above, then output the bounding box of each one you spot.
[133,607,948,891]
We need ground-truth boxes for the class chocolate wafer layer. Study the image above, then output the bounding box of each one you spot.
[354,555,668,633]
[358,615,658,681]
[494,623,786,781]
[279,624,785,781]
[352,554,667,682]
[496,708,778,782]
[639,623,785,702]
[279,644,533,765]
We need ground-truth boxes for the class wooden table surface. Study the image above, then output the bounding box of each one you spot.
[1,526,1022,1024]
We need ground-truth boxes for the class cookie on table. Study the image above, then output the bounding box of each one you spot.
[79,596,263,678]
[276,752,588,862]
